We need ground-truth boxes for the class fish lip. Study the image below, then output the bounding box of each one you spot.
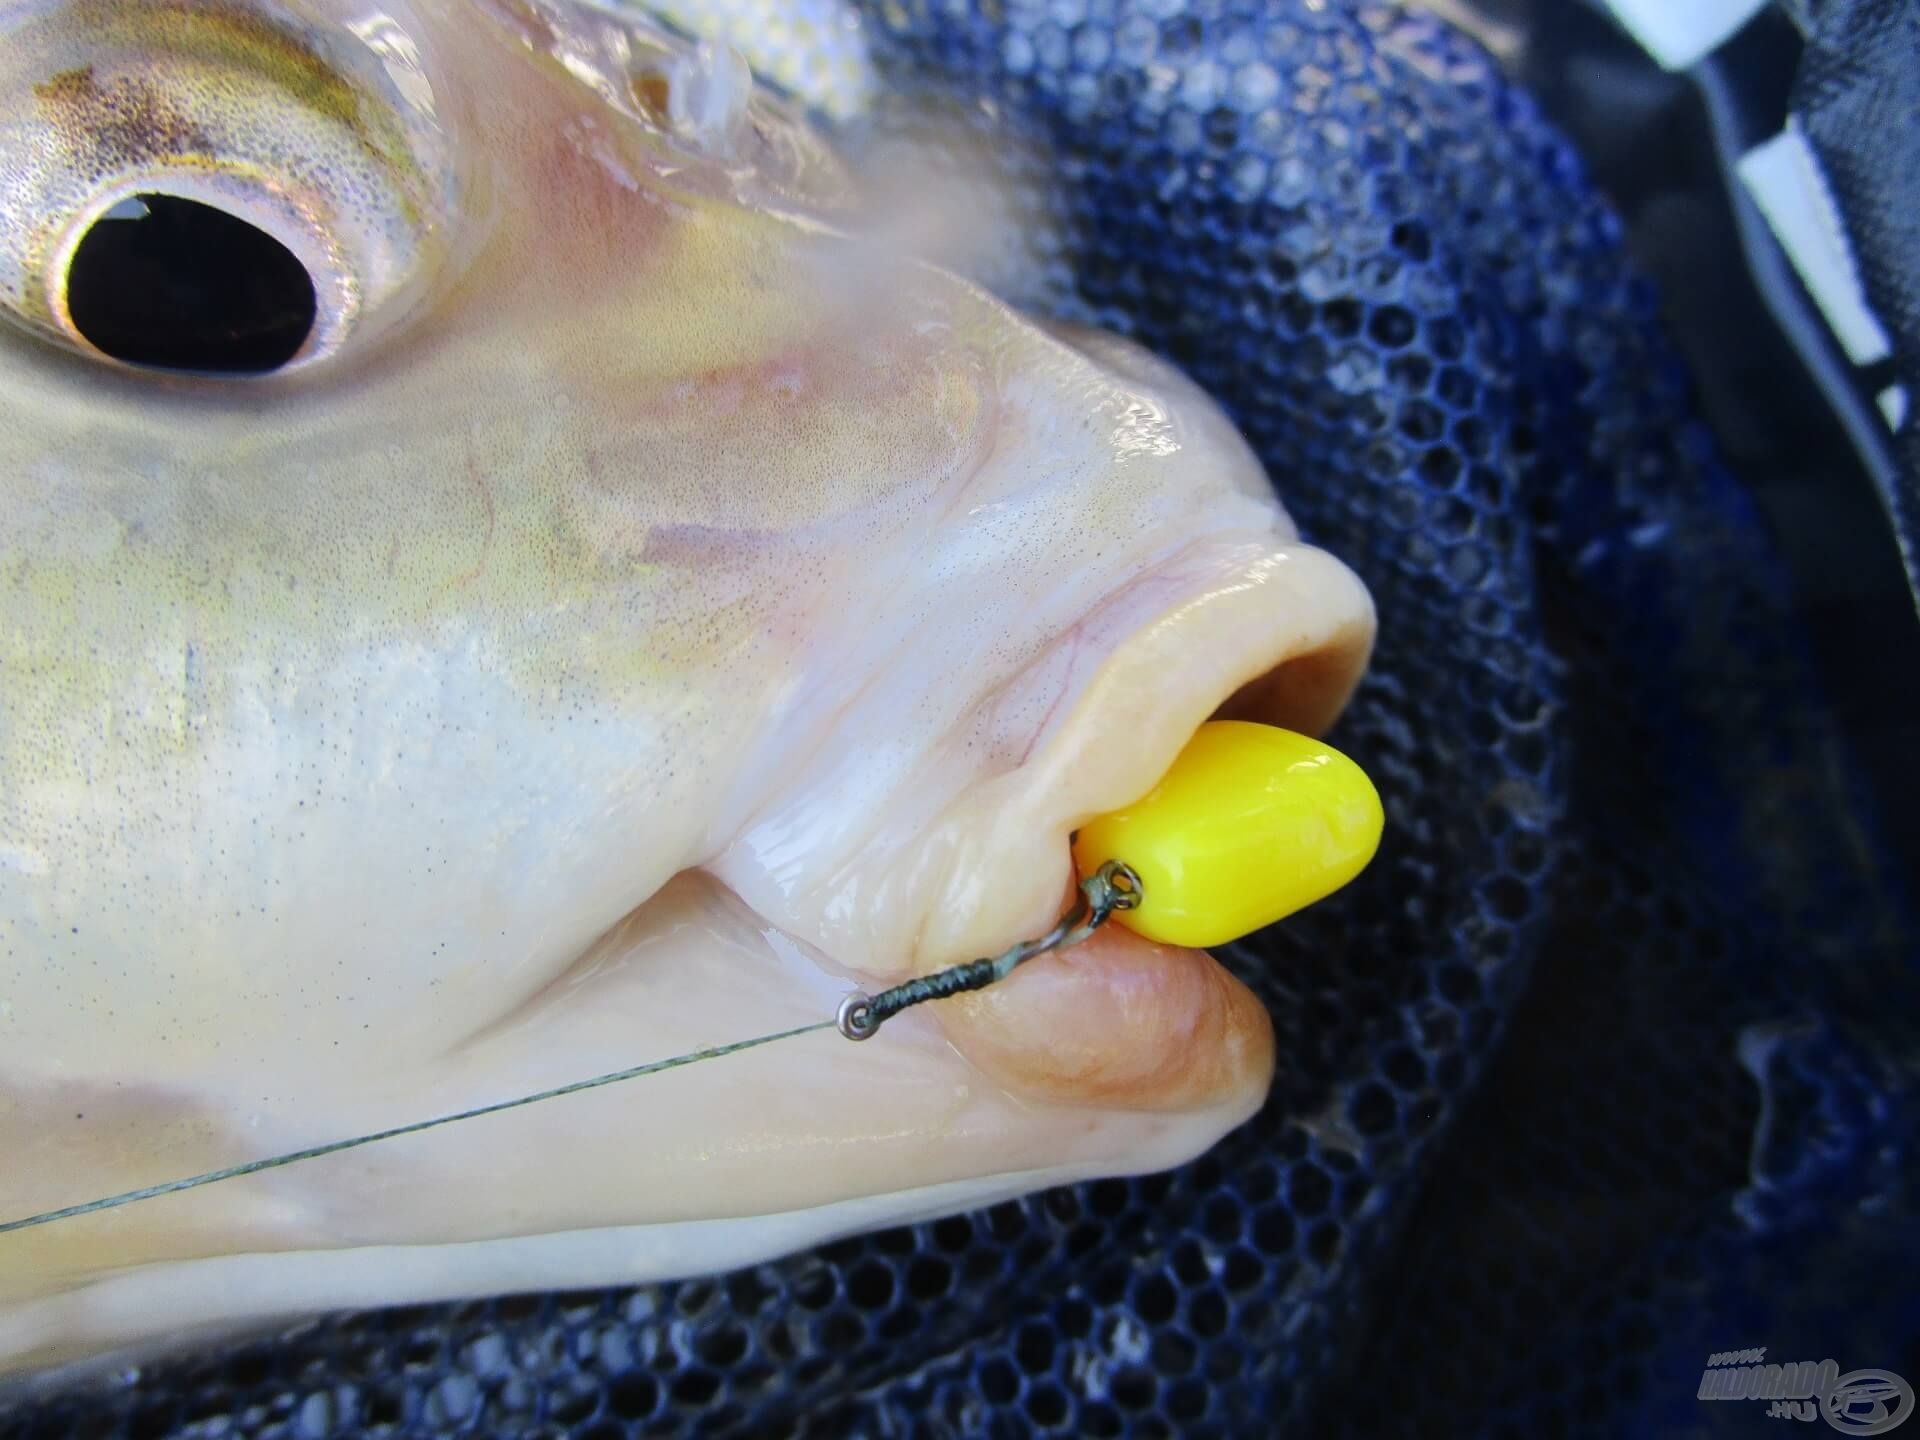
[714,526,1375,990]
[894,529,1376,974]
[810,526,1368,1111]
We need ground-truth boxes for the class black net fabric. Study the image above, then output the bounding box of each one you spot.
[6,3,1915,1437]
[1792,0,1920,606]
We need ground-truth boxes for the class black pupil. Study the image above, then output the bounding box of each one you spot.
[66,193,318,374]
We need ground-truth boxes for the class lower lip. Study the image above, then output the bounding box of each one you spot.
[927,879,1273,1112]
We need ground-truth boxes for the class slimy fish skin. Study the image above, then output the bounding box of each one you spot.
[0,0,1375,1379]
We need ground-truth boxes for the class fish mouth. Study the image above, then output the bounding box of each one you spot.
[419,529,1376,1215]
[414,527,1374,1236]
[706,529,1376,1114]
[911,535,1374,1111]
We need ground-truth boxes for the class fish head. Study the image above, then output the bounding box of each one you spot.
[0,0,1375,1376]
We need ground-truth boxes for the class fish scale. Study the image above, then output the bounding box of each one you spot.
[5,1,1914,1438]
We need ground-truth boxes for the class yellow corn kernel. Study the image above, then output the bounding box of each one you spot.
[1072,720,1383,948]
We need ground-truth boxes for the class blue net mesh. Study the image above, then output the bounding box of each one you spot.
[7,2,1914,1436]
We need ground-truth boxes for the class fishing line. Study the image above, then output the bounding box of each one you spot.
[0,861,1141,1236]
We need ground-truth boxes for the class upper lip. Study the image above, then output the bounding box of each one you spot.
[707,529,1377,987]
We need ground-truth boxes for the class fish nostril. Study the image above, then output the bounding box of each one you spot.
[628,39,753,155]
[65,193,317,375]
[628,65,673,126]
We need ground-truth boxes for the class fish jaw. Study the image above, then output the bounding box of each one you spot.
[0,0,1378,1375]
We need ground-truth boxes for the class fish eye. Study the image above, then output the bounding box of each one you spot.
[65,192,318,374]
[0,1,457,379]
